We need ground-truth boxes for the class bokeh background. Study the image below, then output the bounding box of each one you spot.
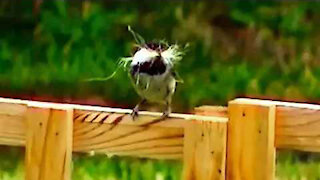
[1,1,320,180]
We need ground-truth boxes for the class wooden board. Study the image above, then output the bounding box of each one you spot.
[276,106,320,152]
[234,98,320,152]
[72,108,224,160]
[0,102,27,146]
[194,106,227,118]
[227,100,276,180]
[25,107,73,180]
[3,96,320,153]
[0,97,227,161]
[73,110,188,128]
[183,107,227,180]
[73,118,184,159]
[0,97,227,125]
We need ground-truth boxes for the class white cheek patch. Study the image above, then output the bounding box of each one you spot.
[131,48,159,65]
[161,49,174,66]
[160,45,183,66]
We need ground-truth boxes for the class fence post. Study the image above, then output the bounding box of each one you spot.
[182,106,227,180]
[25,106,73,180]
[227,99,276,180]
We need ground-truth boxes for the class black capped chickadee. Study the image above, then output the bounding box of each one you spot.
[129,42,184,119]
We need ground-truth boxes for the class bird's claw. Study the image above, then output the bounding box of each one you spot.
[159,111,169,120]
[131,107,139,121]
[141,111,170,127]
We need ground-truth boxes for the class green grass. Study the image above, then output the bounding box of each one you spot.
[277,150,320,180]
[1,146,320,180]
[72,154,182,180]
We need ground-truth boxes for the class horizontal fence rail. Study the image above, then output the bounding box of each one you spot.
[0,98,227,154]
[0,97,320,180]
[233,98,320,152]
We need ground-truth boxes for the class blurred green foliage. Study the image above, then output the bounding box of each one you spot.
[1,1,320,110]
[0,147,24,180]
[1,1,320,180]
[3,147,320,180]
[277,150,320,180]
[73,154,181,180]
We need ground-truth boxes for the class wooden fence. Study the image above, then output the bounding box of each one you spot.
[0,97,319,180]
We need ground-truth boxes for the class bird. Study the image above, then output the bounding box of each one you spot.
[84,27,184,120]
[129,42,184,120]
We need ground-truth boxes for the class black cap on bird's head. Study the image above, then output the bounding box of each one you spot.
[127,26,185,77]
[132,42,169,55]
[144,42,169,52]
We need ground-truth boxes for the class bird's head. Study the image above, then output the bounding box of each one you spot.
[130,42,169,76]
[116,26,186,78]
[131,41,183,65]
[131,42,167,66]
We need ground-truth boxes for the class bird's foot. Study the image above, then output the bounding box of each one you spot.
[131,99,146,121]
[131,107,139,121]
[139,111,170,127]
[159,111,170,120]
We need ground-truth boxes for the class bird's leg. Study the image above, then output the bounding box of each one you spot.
[159,101,171,120]
[158,87,173,120]
[142,102,171,126]
[131,99,146,120]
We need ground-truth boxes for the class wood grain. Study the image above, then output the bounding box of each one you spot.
[73,118,184,159]
[0,97,226,161]
[183,107,227,180]
[3,96,320,154]
[0,97,227,124]
[194,106,227,118]
[73,109,227,128]
[227,100,276,180]
[233,98,320,152]
[25,107,73,180]
[276,106,320,152]
[0,102,27,146]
